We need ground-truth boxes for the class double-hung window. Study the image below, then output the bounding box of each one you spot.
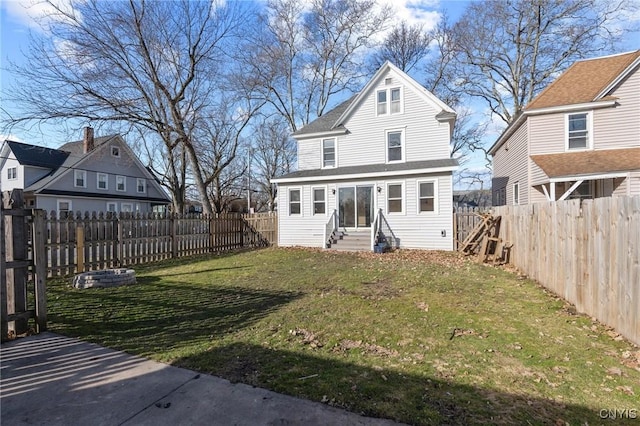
[74,170,87,188]
[7,167,17,180]
[313,188,326,215]
[289,189,301,215]
[387,130,403,162]
[322,139,335,168]
[566,112,590,150]
[377,90,387,115]
[387,183,403,214]
[418,180,436,213]
[57,199,72,217]
[376,87,402,116]
[97,173,108,190]
[137,178,146,193]
[116,175,126,191]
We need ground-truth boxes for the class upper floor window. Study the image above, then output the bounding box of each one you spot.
[97,173,108,190]
[566,112,591,150]
[74,170,87,188]
[418,180,436,213]
[313,188,326,215]
[377,90,387,115]
[289,188,301,215]
[387,130,404,162]
[111,146,120,157]
[322,139,335,168]
[376,87,402,116]
[137,178,146,193]
[7,167,17,180]
[116,175,126,191]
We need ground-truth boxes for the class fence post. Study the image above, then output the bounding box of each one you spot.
[76,225,85,272]
[117,214,123,267]
[1,193,8,340]
[171,214,178,258]
[3,190,28,335]
[32,209,47,332]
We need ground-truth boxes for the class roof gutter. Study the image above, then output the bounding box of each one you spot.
[271,165,458,184]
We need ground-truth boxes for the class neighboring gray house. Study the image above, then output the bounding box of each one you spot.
[490,50,640,206]
[0,128,171,214]
[272,61,458,251]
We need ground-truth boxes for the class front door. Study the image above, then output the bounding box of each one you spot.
[339,186,373,229]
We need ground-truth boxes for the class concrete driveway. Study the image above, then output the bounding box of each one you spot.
[1,332,401,425]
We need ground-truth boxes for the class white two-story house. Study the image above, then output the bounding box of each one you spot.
[272,61,458,251]
[0,128,171,214]
[490,50,640,205]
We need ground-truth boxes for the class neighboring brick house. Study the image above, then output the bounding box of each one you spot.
[0,128,171,214]
[489,50,640,206]
[272,61,458,251]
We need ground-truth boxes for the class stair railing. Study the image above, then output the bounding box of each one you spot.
[324,209,338,248]
[371,208,382,251]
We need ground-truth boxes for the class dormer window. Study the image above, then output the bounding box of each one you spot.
[566,112,591,150]
[376,87,402,116]
[111,146,120,157]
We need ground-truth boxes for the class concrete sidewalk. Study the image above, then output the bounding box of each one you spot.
[1,332,401,425]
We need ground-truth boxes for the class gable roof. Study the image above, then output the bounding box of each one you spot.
[530,148,640,179]
[58,134,119,155]
[5,140,70,169]
[292,95,357,137]
[489,50,640,155]
[292,61,455,139]
[526,50,640,110]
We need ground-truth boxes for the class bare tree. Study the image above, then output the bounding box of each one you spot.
[369,20,432,73]
[251,116,296,212]
[2,0,252,214]
[239,0,392,132]
[450,0,637,124]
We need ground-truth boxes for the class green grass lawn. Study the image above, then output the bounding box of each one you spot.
[47,247,640,425]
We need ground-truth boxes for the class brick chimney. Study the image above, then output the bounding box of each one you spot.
[83,126,94,153]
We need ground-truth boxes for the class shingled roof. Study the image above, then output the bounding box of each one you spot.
[526,50,640,110]
[6,140,70,169]
[58,134,118,155]
[531,147,640,179]
[292,95,358,137]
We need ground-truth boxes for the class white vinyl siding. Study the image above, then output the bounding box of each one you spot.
[277,174,454,250]
[297,139,320,171]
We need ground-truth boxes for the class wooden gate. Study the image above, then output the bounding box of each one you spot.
[1,190,47,341]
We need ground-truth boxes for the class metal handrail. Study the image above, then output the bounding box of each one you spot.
[371,208,382,251]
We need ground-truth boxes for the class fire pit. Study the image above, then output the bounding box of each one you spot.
[73,269,136,289]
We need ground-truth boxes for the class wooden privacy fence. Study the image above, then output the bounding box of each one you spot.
[494,196,640,346]
[453,207,490,250]
[242,212,278,245]
[43,211,273,277]
[1,191,47,341]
